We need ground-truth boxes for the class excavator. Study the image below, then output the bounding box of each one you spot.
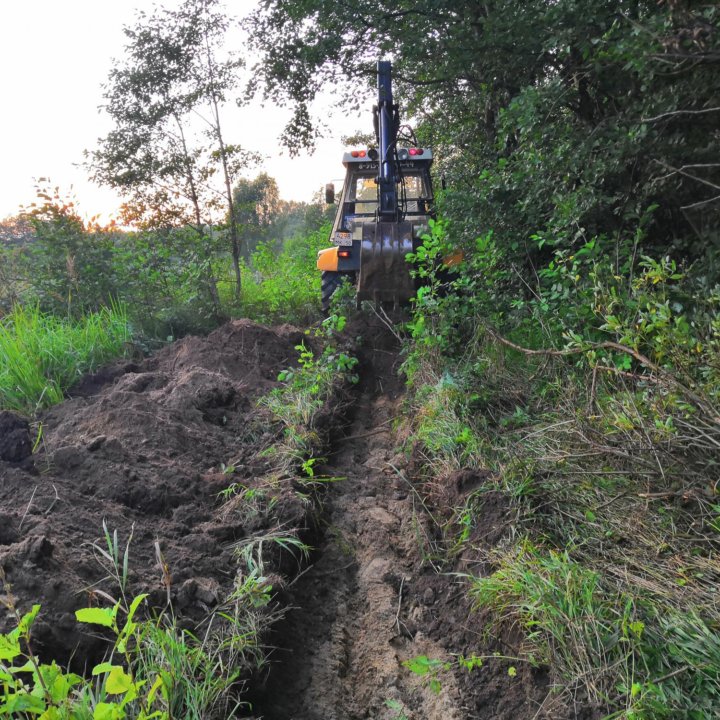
[317,60,438,311]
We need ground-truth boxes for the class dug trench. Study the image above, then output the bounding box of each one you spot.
[0,314,583,718]
[246,314,575,720]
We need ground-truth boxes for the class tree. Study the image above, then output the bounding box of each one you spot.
[16,185,119,317]
[245,0,720,273]
[232,173,281,257]
[91,0,258,303]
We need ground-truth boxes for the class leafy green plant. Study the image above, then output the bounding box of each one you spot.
[403,655,450,695]
[384,698,409,719]
[259,332,359,478]
[236,223,331,326]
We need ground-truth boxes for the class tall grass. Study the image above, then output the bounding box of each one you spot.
[0,303,129,414]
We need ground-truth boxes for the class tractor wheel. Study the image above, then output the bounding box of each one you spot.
[321,271,353,313]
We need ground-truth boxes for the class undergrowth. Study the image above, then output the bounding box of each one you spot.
[259,305,359,478]
[232,224,329,326]
[403,220,720,718]
[0,303,130,414]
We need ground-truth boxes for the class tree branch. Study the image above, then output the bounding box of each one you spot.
[484,326,718,420]
[642,106,720,123]
[681,194,720,211]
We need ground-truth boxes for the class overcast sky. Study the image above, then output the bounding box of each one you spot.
[0,1,364,223]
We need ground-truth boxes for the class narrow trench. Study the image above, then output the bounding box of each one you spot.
[246,352,381,719]
[246,329,466,720]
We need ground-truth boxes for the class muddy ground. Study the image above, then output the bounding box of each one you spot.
[0,314,589,718]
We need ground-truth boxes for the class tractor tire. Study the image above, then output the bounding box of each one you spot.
[321,271,353,313]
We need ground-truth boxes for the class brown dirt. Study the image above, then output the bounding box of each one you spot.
[0,411,32,463]
[0,319,306,669]
[0,314,591,717]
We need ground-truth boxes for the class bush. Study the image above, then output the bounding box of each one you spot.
[236,223,330,326]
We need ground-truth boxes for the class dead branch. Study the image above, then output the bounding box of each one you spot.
[681,194,720,210]
[483,325,718,420]
[642,106,720,123]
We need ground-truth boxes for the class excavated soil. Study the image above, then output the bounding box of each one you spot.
[0,315,587,717]
[0,319,307,668]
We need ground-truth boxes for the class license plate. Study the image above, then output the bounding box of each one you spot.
[333,232,352,246]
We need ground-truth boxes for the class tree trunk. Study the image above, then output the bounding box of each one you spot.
[204,37,242,301]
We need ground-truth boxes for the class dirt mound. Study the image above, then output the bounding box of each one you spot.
[0,320,304,668]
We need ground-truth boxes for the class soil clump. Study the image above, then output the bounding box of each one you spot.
[0,411,32,463]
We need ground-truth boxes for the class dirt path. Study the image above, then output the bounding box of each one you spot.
[248,321,559,720]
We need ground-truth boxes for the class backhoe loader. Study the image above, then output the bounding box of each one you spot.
[317,60,436,311]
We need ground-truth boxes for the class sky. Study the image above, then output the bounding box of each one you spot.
[0,1,364,223]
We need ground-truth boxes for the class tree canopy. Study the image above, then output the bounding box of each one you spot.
[246,0,719,280]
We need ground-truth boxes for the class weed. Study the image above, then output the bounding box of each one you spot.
[403,655,450,695]
[233,530,311,575]
[384,697,410,719]
[259,331,359,478]
[402,223,720,715]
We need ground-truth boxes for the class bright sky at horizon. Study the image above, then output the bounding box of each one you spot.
[0,1,366,224]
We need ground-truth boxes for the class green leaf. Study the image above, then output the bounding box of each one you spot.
[508,666,517,677]
[92,661,115,676]
[105,666,133,694]
[403,655,432,675]
[75,607,115,628]
[0,634,22,661]
[94,701,126,720]
[0,692,47,713]
[429,678,442,694]
[127,594,148,624]
[18,605,41,636]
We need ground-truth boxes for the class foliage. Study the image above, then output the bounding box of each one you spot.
[0,506,286,720]
[90,0,258,298]
[0,303,129,414]
[246,0,719,276]
[237,222,331,325]
[3,182,332,339]
[260,310,358,476]
[401,222,720,715]
[232,173,281,259]
[0,590,256,719]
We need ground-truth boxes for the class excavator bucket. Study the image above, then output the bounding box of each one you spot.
[357,221,415,306]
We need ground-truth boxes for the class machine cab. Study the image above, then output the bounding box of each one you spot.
[330,149,435,248]
[316,146,436,308]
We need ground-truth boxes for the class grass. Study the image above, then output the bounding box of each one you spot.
[227,224,330,326]
[258,311,358,478]
[0,517,284,719]
[0,303,130,414]
[403,320,720,717]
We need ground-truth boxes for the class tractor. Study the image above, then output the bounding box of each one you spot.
[317,60,436,311]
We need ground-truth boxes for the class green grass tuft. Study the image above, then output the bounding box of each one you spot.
[0,303,129,414]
